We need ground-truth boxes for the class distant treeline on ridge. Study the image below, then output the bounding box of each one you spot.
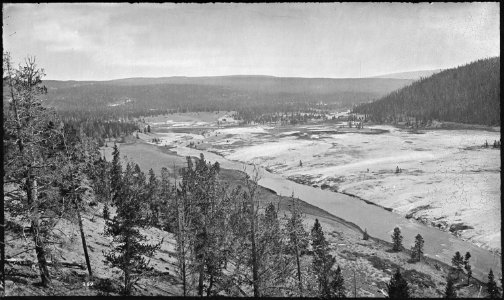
[352,57,500,126]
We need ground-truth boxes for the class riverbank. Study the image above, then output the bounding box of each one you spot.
[171,122,500,253]
[91,138,495,296]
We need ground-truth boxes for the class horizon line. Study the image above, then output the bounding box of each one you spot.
[42,70,437,82]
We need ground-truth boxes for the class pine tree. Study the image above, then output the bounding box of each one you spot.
[104,162,162,295]
[451,252,464,279]
[363,228,369,240]
[444,275,457,298]
[387,268,409,299]
[464,252,472,285]
[58,128,100,278]
[159,167,177,233]
[258,202,293,296]
[147,168,160,226]
[103,202,110,220]
[391,227,403,252]
[110,143,122,205]
[3,53,64,287]
[173,180,193,297]
[486,269,501,299]
[410,234,424,262]
[284,197,309,296]
[176,154,229,296]
[311,219,336,298]
[330,265,346,298]
[94,155,112,205]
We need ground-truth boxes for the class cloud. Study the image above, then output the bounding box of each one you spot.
[3,3,500,80]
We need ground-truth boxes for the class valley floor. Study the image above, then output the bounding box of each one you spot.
[6,112,499,296]
[143,113,501,254]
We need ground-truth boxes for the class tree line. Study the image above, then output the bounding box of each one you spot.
[352,57,500,126]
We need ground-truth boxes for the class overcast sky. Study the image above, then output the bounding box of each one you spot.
[3,3,500,80]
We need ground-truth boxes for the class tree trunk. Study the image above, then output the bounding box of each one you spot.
[124,235,131,295]
[176,195,187,296]
[206,274,214,297]
[28,178,52,287]
[198,268,204,296]
[294,237,303,296]
[250,204,260,297]
[124,268,130,295]
[293,200,303,296]
[76,209,93,278]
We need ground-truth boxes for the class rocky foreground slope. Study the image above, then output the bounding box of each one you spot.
[5,162,492,297]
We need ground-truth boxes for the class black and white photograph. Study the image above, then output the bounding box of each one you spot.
[2,2,501,297]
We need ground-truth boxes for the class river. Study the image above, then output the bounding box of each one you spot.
[174,145,501,282]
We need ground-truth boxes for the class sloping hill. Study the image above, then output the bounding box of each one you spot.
[353,57,500,126]
[5,142,490,297]
[40,76,413,114]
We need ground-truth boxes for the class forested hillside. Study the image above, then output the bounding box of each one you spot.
[41,76,412,116]
[353,57,500,126]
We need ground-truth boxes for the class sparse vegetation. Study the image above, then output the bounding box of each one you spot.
[391,227,403,252]
[410,234,424,263]
[387,268,410,298]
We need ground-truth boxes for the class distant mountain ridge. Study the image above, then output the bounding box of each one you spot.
[353,57,500,126]
[43,75,412,94]
[370,69,443,80]
[40,75,414,115]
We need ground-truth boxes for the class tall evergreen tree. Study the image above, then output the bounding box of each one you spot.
[159,167,176,233]
[444,275,457,298]
[463,252,472,285]
[147,168,161,226]
[284,197,309,296]
[486,269,501,299]
[103,162,162,295]
[391,227,403,252]
[386,268,409,299]
[330,265,346,298]
[176,154,228,296]
[3,53,65,287]
[58,127,100,278]
[173,179,193,296]
[258,202,293,296]
[110,143,122,205]
[410,234,424,262]
[311,219,336,298]
[451,252,464,279]
[363,228,369,240]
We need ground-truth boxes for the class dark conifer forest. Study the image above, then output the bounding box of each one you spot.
[353,57,500,126]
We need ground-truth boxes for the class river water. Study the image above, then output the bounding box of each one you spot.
[174,146,501,282]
